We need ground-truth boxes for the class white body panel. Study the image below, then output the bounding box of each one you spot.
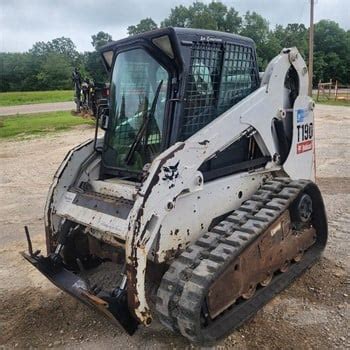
[284,95,315,180]
[153,172,267,262]
[55,191,129,239]
[44,139,95,250]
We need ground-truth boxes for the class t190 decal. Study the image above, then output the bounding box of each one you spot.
[296,122,313,154]
[297,122,313,142]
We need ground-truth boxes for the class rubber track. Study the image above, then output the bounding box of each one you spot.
[155,178,327,344]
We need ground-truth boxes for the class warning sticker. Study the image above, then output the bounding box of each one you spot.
[297,140,313,154]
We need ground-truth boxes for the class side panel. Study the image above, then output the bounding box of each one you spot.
[44,139,97,253]
[153,172,267,262]
[283,95,315,181]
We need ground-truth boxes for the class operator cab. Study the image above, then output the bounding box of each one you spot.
[99,27,261,180]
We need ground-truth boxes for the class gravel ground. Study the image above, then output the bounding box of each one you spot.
[0,104,349,349]
[0,101,75,116]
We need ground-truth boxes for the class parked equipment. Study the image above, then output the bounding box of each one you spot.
[72,67,109,117]
[22,28,327,344]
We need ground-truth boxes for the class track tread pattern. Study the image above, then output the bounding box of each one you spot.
[155,178,327,344]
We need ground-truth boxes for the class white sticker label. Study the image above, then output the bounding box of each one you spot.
[63,191,76,203]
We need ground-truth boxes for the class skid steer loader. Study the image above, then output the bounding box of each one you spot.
[22,27,327,344]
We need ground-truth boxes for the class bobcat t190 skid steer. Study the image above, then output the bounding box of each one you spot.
[22,28,328,344]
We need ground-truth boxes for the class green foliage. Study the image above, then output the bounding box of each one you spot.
[186,2,218,29]
[160,2,241,32]
[0,52,40,91]
[275,24,308,56]
[91,31,113,50]
[36,53,72,90]
[0,2,349,94]
[132,1,349,85]
[241,11,269,44]
[0,36,80,92]
[30,37,79,65]
[240,11,271,68]
[0,90,73,106]
[0,111,94,139]
[83,51,108,83]
[83,31,114,83]
[0,32,113,92]
[161,5,190,27]
[127,18,158,36]
[313,20,349,84]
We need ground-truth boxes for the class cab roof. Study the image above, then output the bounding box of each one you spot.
[99,27,255,53]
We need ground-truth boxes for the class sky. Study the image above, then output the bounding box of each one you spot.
[0,0,349,53]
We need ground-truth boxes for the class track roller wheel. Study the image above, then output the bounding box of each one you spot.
[280,260,290,272]
[293,250,304,262]
[260,272,273,287]
[242,284,256,299]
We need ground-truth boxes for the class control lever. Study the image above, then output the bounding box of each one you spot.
[24,226,41,257]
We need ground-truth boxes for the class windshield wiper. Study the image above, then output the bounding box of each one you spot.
[125,80,164,165]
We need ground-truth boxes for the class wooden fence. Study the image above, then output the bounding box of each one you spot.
[316,80,350,101]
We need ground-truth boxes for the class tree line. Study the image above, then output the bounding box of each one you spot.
[1,1,349,92]
[0,32,112,92]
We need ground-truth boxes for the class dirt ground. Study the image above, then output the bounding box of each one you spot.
[0,104,349,349]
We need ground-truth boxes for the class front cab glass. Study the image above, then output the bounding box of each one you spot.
[103,49,169,172]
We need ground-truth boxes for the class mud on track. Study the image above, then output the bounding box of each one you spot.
[0,105,349,349]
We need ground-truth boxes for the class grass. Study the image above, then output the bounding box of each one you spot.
[0,111,94,139]
[0,90,73,107]
[313,94,350,107]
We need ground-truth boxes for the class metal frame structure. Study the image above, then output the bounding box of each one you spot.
[21,28,319,339]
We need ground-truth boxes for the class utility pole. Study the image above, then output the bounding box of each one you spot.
[308,0,315,97]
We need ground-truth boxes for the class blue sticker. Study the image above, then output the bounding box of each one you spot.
[297,109,305,123]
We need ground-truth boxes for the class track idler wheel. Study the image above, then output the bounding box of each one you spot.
[291,193,313,225]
